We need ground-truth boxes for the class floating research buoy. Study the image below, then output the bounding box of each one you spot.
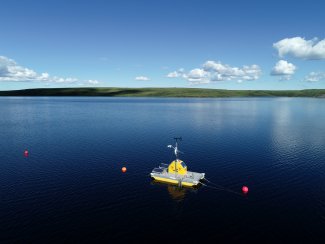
[242,186,249,194]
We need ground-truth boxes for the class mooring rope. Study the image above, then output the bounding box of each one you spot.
[202,178,243,196]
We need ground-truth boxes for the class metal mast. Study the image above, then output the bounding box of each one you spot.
[173,137,182,160]
[167,137,182,175]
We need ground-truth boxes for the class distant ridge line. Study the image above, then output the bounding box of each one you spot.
[0,87,324,97]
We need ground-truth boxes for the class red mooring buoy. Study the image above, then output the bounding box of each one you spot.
[24,150,29,157]
[242,186,249,194]
[122,167,127,173]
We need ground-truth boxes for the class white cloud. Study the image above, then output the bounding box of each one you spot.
[166,60,261,84]
[304,72,325,82]
[187,68,208,82]
[0,56,38,81]
[87,79,100,84]
[273,37,325,60]
[166,71,180,78]
[0,55,100,85]
[135,76,150,81]
[203,61,261,81]
[166,68,185,78]
[271,60,296,77]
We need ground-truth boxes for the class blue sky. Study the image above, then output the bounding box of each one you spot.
[0,0,325,90]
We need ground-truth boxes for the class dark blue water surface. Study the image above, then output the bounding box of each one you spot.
[1,97,325,243]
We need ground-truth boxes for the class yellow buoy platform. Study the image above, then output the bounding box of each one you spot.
[150,138,205,187]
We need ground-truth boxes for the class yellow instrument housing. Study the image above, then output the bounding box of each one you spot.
[168,160,187,175]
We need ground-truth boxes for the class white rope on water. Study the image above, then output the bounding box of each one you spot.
[202,178,243,196]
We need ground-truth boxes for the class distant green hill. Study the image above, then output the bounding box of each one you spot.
[0,87,325,97]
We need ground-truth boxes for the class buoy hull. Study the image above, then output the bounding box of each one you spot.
[242,186,249,194]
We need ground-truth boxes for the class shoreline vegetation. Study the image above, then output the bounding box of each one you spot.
[0,87,325,98]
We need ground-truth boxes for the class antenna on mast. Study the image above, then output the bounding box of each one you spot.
[167,137,182,160]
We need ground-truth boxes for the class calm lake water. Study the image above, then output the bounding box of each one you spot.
[0,97,325,243]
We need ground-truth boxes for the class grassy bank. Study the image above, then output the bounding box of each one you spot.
[0,87,325,97]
